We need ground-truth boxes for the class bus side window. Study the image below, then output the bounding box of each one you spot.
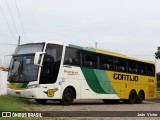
[115,59,126,72]
[64,47,81,66]
[138,69,144,74]
[84,52,97,68]
[101,64,110,69]
[64,58,73,64]
[138,62,146,75]
[146,64,155,76]
[128,60,138,74]
[99,55,115,71]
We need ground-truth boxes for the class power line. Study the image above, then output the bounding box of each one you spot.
[5,0,19,35]
[15,0,28,43]
[0,7,13,44]
[0,0,17,40]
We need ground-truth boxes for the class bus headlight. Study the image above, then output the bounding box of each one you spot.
[27,84,39,89]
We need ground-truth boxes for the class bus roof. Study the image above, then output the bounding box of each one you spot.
[21,41,154,64]
[68,44,154,64]
[87,47,155,64]
[20,41,65,46]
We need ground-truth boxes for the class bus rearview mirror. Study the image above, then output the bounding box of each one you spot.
[34,52,45,66]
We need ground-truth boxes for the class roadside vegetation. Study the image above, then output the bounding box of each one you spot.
[0,95,35,111]
[0,95,39,120]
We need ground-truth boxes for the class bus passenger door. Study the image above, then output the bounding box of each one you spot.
[38,54,55,98]
[38,44,62,99]
[38,54,61,99]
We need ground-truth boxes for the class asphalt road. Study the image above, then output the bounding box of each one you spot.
[27,96,160,119]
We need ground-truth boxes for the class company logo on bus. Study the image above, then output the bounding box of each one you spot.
[64,70,79,75]
[113,73,138,82]
[44,89,58,97]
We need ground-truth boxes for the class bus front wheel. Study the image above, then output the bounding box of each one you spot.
[60,88,74,106]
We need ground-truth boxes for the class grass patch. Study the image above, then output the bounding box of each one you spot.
[0,95,35,111]
[0,95,39,120]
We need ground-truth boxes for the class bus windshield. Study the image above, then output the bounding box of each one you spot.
[14,43,44,54]
[8,55,39,82]
[8,43,44,82]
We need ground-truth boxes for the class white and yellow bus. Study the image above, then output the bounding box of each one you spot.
[7,41,156,105]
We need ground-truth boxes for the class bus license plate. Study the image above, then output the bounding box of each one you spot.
[15,92,21,95]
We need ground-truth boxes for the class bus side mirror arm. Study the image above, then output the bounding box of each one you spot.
[34,52,45,66]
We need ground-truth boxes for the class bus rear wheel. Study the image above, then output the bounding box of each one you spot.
[60,88,74,106]
[124,90,137,104]
[137,90,144,104]
[128,90,137,104]
[35,99,47,104]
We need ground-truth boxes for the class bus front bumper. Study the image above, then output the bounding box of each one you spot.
[7,88,39,99]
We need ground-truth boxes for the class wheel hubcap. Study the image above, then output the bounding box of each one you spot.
[65,92,71,101]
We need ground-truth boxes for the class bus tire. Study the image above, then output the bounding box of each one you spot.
[60,88,74,106]
[35,99,47,104]
[128,90,137,104]
[137,90,144,104]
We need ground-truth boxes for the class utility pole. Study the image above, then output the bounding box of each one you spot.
[18,36,20,45]
[155,47,160,59]
[95,42,97,48]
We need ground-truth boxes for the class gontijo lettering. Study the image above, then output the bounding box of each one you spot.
[113,73,138,82]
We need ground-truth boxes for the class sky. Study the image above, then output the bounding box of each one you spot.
[0,0,160,71]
